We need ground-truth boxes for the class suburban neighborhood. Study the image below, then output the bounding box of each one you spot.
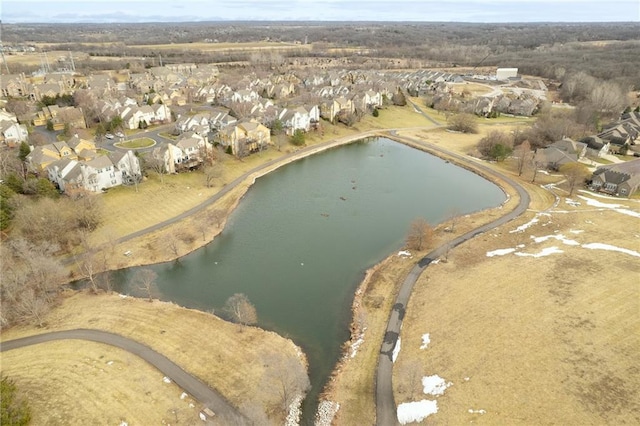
[1,16,639,426]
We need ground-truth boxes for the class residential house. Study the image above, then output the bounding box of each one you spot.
[533,138,586,170]
[231,89,260,103]
[152,143,185,174]
[27,141,77,171]
[320,97,354,122]
[590,158,640,197]
[1,74,30,98]
[0,120,29,146]
[581,136,610,158]
[108,150,141,185]
[47,157,82,192]
[219,119,271,156]
[80,156,122,192]
[176,136,206,169]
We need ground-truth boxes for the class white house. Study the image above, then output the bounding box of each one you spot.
[81,156,122,192]
[0,120,29,145]
[231,89,260,103]
[152,143,185,174]
[108,150,141,185]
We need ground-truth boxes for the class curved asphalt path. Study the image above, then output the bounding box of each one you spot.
[375,132,531,425]
[0,329,249,425]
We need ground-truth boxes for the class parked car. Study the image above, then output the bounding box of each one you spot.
[105,133,114,139]
[115,131,124,138]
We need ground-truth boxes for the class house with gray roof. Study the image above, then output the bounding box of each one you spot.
[590,158,640,197]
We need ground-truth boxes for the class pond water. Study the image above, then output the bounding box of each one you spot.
[113,137,506,422]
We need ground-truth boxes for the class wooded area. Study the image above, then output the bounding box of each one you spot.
[4,22,640,88]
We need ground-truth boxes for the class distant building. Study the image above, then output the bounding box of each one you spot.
[496,68,518,80]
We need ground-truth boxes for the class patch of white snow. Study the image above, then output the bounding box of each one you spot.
[582,243,640,257]
[515,247,564,258]
[163,376,172,384]
[397,400,438,424]
[420,334,431,350]
[392,337,401,363]
[350,335,365,358]
[119,294,128,299]
[510,216,539,233]
[531,234,580,246]
[199,412,206,421]
[285,394,303,426]
[422,375,452,396]
[570,229,584,234]
[398,250,412,258]
[180,392,188,400]
[468,409,487,414]
[315,401,340,426]
[486,248,516,257]
[578,196,640,218]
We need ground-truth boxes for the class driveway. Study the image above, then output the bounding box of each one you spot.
[375,132,531,425]
[1,329,249,425]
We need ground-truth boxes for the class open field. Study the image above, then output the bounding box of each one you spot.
[319,117,639,425]
[393,188,640,424]
[1,292,308,424]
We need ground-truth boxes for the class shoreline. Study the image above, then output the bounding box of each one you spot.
[66,128,518,422]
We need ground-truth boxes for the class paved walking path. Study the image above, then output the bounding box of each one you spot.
[375,133,531,425]
[1,329,249,425]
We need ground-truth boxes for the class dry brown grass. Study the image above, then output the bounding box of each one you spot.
[128,41,310,52]
[320,116,639,425]
[1,292,308,424]
[394,192,640,424]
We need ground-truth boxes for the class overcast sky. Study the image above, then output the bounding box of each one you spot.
[2,0,639,23]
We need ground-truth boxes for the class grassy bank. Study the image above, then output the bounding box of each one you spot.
[1,292,309,424]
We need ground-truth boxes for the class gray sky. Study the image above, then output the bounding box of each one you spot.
[2,0,639,23]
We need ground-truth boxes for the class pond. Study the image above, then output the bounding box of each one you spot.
[114,137,506,422]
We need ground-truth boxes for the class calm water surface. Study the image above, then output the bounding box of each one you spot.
[116,137,505,420]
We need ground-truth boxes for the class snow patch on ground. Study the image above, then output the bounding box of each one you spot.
[315,401,340,426]
[397,400,438,424]
[163,376,171,384]
[570,229,584,234]
[486,248,516,257]
[199,412,206,421]
[350,330,365,358]
[468,409,487,414]
[510,216,539,233]
[578,196,640,218]
[565,199,581,207]
[582,243,640,257]
[531,234,580,246]
[285,394,303,426]
[420,333,431,350]
[180,392,188,400]
[119,294,128,298]
[392,337,401,363]
[422,375,452,396]
[398,250,412,258]
[515,246,564,258]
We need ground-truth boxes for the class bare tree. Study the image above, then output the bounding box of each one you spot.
[203,162,223,188]
[133,268,158,302]
[261,351,311,421]
[405,218,434,251]
[223,293,258,325]
[514,140,532,176]
[560,162,590,196]
[145,156,167,183]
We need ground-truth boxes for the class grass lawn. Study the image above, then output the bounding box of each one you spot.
[115,137,155,149]
[1,292,308,425]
